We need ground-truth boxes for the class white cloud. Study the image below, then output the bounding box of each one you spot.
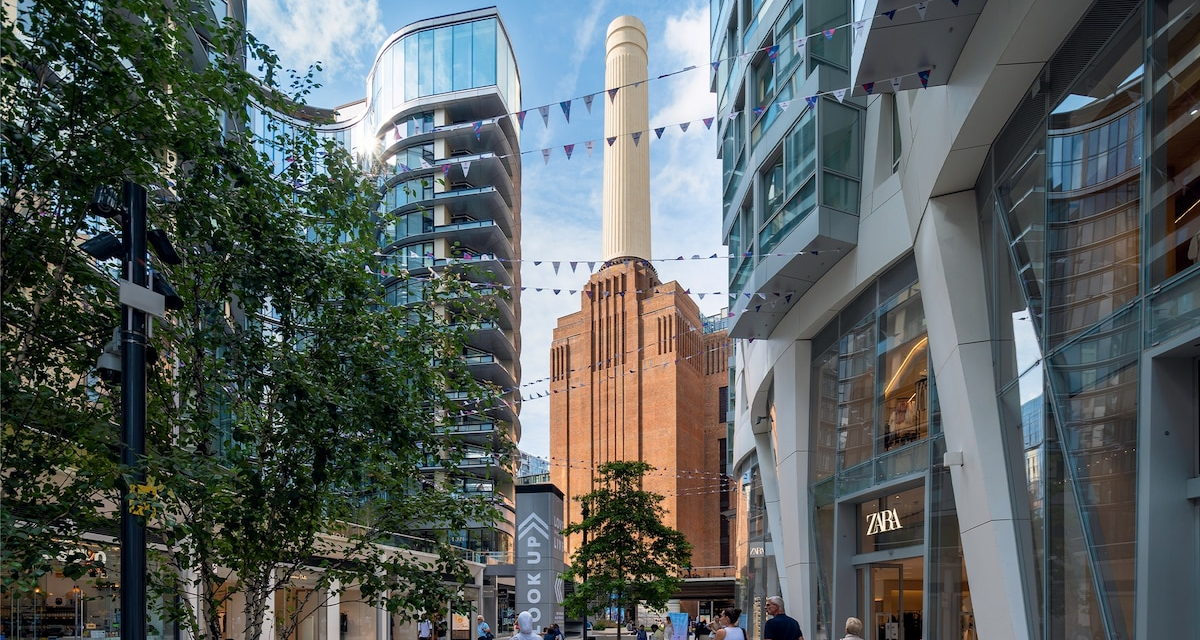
[248,0,387,84]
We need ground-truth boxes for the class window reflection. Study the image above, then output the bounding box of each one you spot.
[877,285,928,453]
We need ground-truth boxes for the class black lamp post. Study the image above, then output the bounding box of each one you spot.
[580,503,589,640]
[84,181,181,640]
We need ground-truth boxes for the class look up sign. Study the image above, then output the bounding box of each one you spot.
[515,485,566,626]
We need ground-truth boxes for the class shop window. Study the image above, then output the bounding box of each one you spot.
[876,284,928,453]
[1148,0,1200,286]
[857,485,925,553]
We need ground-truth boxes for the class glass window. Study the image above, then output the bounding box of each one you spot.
[876,284,928,454]
[811,343,839,482]
[1148,0,1200,287]
[837,313,875,470]
[821,101,861,178]
[433,25,452,94]
[785,107,816,191]
[452,22,472,91]
[405,35,418,101]
[473,19,497,88]
[417,30,434,96]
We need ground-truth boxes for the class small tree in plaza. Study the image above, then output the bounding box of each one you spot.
[560,461,693,639]
[2,2,508,639]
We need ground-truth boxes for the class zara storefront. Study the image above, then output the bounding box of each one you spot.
[722,0,1199,639]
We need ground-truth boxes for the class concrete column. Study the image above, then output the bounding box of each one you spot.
[915,191,1035,640]
[769,341,814,630]
[601,15,651,263]
[325,581,342,640]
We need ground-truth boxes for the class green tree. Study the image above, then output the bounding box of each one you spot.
[560,462,693,638]
[2,2,509,639]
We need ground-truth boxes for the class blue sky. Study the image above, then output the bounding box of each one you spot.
[249,0,727,459]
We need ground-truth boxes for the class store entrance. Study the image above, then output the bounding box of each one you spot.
[859,557,923,640]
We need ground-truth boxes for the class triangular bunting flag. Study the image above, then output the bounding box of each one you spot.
[538,105,550,127]
[891,76,903,92]
[834,88,847,103]
[795,36,807,56]
[399,163,411,173]
[634,81,644,89]
[560,100,572,122]
[654,127,665,139]
[711,60,721,72]
[564,143,575,159]
[883,10,896,19]
[542,148,551,164]
[517,110,527,128]
[862,82,874,95]
[608,87,619,101]
[951,0,960,5]
[394,125,404,141]
[585,140,595,157]
[419,158,432,169]
[553,289,561,295]
[587,261,596,272]
[823,27,836,39]
[806,95,819,108]
[779,100,791,111]
[753,106,765,117]
[739,52,753,64]
[631,131,642,146]
[918,69,931,88]
[462,160,471,176]
[916,2,928,19]
[767,44,780,63]
[680,121,691,132]
[569,262,577,272]
[699,292,706,299]
[552,261,560,274]
[584,93,595,113]
[606,136,617,147]
[853,20,866,40]
[472,121,482,140]
[442,164,450,176]
[703,117,714,129]
[727,111,738,120]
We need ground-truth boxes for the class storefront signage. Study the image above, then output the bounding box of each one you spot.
[749,544,766,557]
[865,508,904,535]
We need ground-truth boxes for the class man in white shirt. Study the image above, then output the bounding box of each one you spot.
[419,618,434,640]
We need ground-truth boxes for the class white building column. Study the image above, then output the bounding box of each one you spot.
[914,191,1035,640]
[325,581,342,640]
[261,578,277,640]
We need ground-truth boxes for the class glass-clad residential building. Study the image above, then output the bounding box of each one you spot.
[714,0,1199,639]
[249,8,522,561]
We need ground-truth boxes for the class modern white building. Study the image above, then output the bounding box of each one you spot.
[712,0,1198,639]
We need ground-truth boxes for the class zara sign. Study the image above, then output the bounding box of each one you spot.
[865,508,904,536]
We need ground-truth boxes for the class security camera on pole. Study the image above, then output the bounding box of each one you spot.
[83,181,182,640]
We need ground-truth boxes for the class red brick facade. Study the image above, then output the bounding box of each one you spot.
[549,259,731,568]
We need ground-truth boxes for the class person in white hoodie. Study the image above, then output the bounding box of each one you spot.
[512,612,540,640]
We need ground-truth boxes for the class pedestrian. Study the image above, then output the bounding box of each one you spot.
[637,624,648,640]
[762,597,801,640]
[419,618,434,640]
[840,618,864,640]
[477,616,492,640]
[651,624,663,640]
[512,612,540,640]
[542,627,555,640]
[552,624,564,640]
[693,619,709,640]
[711,608,744,640]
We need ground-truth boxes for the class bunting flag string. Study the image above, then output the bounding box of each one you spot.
[366,0,955,146]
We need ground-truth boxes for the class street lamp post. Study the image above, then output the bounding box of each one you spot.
[580,503,588,640]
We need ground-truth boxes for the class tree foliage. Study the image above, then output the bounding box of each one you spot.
[560,462,693,637]
[2,1,510,638]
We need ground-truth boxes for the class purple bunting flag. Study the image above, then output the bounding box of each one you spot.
[702,117,714,129]
[680,121,691,132]
[472,120,482,140]
[883,9,896,19]
[399,163,411,173]
[517,110,527,129]
[654,127,665,139]
[584,93,595,113]
[442,164,450,176]
[631,131,642,146]
[608,87,619,101]
[711,60,721,73]
[606,136,617,147]
[823,27,836,39]
[863,82,875,95]
[806,95,819,108]
[753,106,765,117]
[918,69,931,88]
[564,143,575,160]
[767,44,780,63]
[560,100,572,123]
